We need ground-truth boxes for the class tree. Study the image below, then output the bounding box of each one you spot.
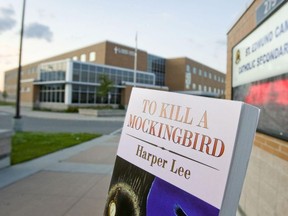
[97,75,113,104]
[2,90,8,101]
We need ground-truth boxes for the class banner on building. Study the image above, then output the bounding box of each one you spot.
[232,2,288,141]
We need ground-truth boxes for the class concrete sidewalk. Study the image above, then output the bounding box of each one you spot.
[0,106,123,215]
[0,134,120,216]
[0,106,125,122]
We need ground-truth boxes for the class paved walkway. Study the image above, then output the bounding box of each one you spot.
[0,132,120,216]
[0,106,125,122]
[0,107,122,216]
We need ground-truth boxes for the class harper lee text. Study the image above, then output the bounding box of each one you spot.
[136,144,191,179]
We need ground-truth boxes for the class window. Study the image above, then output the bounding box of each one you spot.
[193,67,197,74]
[73,64,80,81]
[80,54,86,62]
[147,54,165,86]
[199,69,202,76]
[89,52,96,61]
[73,56,78,61]
[39,62,66,82]
[185,71,191,89]
[39,84,65,103]
[81,71,88,82]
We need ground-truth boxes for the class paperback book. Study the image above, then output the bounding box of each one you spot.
[104,87,260,216]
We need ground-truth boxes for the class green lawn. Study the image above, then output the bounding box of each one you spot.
[11,132,101,165]
[0,101,15,106]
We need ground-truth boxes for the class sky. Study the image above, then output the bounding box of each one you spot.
[0,0,253,91]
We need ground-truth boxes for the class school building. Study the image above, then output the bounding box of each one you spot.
[4,40,225,110]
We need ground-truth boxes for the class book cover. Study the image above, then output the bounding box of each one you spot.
[104,87,260,216]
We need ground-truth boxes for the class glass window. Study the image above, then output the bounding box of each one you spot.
[73,69,80,81]
[89,52,96,61]
[104,68,109,74]
[74,62,80,69]
[192,83,196,90]
[39,84,65,103]
[147,54,165,86]
[80,54,86,62]
[80,92,87,103]
[97,66,103,73]
[89,65,96,72]
[81,71,88,82]
[89,71,96,83]
[193,67,197,74]
[81,64,88,71]
[185,71,191,89]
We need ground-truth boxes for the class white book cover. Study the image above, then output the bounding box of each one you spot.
[104,87,260,216]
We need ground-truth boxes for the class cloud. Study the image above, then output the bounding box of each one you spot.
[24,23,53,42]
[0,6,15,16]
[0,6,16,34]
[215,39,226,46]
[158,12,172,20]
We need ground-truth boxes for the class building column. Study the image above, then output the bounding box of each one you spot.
[64,59,73,105]
[65,84,72,105]
[66,59,73,82]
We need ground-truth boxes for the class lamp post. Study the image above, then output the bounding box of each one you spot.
[133,32,137,87]
[14,0,26,131]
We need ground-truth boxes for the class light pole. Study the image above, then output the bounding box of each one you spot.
[14,0,26,131]
[133,32,137,87]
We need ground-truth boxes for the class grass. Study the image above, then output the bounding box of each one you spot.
[0,101,15,106]
[11,132,101,165]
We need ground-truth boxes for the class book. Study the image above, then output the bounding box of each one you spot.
[104,87,260,216]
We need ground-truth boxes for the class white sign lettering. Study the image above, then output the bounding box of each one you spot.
[233,2,288,87]
[114,46,135,57]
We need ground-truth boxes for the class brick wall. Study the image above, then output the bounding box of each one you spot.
[255,133,288,161]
